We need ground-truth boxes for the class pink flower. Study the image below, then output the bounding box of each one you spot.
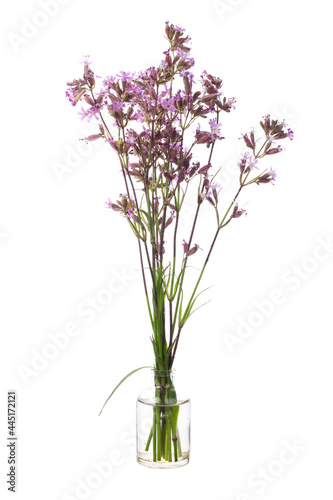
[209,119,222,138]
[269,167,277,181]
[110,100,125,111]
[226,97,236,110]
[78,107,88,120]
[288,128,294,140]
[103,75,116,87]
[116,71,135,81]
[173,24,185,33]
[248,157,259,170]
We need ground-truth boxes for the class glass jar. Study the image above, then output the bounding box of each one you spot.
[136,369,191,468]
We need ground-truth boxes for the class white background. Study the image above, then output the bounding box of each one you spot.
[1,0,333,499]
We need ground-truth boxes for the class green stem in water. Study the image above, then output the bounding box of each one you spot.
[165,415,171,461]
[177,426,182,457]
[157,408,162,461]
[173,437,178,462]
[153,408,157,462]
[145,427,153,452]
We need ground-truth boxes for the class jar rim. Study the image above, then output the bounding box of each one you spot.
[151,368,175,375]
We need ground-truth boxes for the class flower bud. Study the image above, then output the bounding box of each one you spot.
[183,74,192,94]
[118,139,124,154]
[163,171,174,182]
[266,146,282,155]
[121,196,128,212]
[165,214,175,228]
[198,164,211,174]
[73,88,86,104]
[147,87,157,100]
[129,211,140,224]
[107,139,119,152]
[242,133,254,150]
[165,21,171,39]
[185,243,201,257]
[84,94,94,106]
[196,131,211,145]
[250,130,255,147]
[231,202,247,218]
[111,204,122,212]
[192,91,201,103]
[84,134,102,142]
[186,246,198,257]
[87,75,95,89]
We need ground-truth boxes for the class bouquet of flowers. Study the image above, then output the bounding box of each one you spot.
[66,21,292,466]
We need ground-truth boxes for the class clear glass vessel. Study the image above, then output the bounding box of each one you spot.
[136,369,191,469]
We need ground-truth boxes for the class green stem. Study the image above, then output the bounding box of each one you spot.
[153,408,157,462]
[165,416,171,461]
[157,408,162,461]
[177,427,182,457]
[173,437,178,462]
[172,136,218,336]
[145,427,153,452]
[161,417,166,459]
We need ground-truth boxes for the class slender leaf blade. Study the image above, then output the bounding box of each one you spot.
[98,366,151,415]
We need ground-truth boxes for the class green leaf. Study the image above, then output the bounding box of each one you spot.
[171,265,187,299]
[98,366,152,415]
[139,208,150,220]
[187,298,211,319]
[182,285,213,326]
[178,289,184,326]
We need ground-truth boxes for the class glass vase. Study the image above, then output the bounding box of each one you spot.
[136,369,191,469]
